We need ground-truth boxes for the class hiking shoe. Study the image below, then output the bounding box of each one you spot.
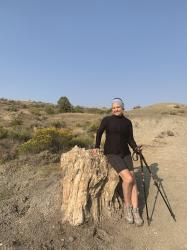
[124,205,134,224]
[132,208,144,226]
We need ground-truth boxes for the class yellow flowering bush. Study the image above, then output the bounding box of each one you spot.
[18,127,73,154]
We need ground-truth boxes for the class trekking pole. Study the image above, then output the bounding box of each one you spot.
[139,152,176,222]
[132,151,150,225]
[139,153,150,226]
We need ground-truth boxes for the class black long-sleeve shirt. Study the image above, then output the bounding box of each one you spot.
[95,115,137,157]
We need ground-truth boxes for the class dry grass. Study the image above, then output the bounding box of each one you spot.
[128,102,187,118]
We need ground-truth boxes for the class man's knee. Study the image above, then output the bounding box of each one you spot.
[120,173,134,184]
[126,175,134,184]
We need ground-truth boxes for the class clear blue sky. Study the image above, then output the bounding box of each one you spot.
[0,0,187,109]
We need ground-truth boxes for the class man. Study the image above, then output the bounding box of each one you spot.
[92,98,143,226]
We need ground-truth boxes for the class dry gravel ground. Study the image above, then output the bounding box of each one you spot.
[0,104,187,250]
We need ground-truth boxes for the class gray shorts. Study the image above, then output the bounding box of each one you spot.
[106,154,134,173]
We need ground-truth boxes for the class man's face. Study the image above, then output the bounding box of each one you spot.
[112,102,123,116]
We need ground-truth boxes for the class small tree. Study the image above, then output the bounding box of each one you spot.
[57,96,73,113]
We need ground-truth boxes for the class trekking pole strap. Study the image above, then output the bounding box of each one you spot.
[132,151,139,161]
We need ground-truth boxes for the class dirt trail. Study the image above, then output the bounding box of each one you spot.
[97,144,187,250]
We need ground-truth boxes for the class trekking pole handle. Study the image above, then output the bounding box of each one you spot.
[132,145,143,161]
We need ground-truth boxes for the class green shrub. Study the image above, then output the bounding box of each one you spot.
[30,122,42,129]
[72,106,110,114]
[0,98,8,102]
[81,121,91,130]
[30,101,46,109]
[177,109,185,114]
[84,107,109,114]
[105,108,112,114]
[167,130,174,136]
[174,105,180,109]
[21,104,28,109]
[8,128,32,141]
[45,105,56,114]
[37,115,47,121]
[6,105,18,112]
[10,116,23,126]
[0,153,15,164]
[87,121,100,133]
[75,123,82,127]
[29,107,42,116]
[87,119,102,133]
[73,106,84,113]
[156,130,175,138]
[71,134,93,148]
[51,120,66,128]
[18,127,73,154]
[161,111,169,115]
[57,96,73,113]
[169,111,177,115]
[0,126,8,139]
[9,100,16,104]
[133,106,141,109]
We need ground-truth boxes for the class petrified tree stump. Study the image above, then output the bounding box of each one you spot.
[60,146,123,226]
